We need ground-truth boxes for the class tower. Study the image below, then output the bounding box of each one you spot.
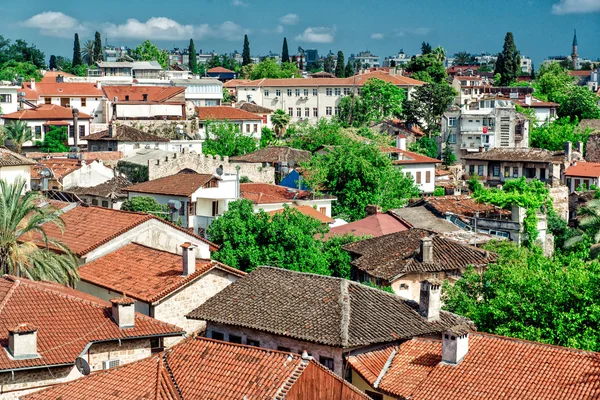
[571,29,578,70]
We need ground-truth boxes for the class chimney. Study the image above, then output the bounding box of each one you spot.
[365,204,381,216]
[72,107,79,149]
[419,279,441,322]
[142,93,148,102]
[396,134,407,151]
[96,80,102,89]
[576,141,584,157]
[564,141,572,162]
[111,297,136,329]
[442,325,470,364]
[8,324,38,359]
[181,242,197,276]
[420,237,434,264]
[524,94,532,105]
[30,78,35,91]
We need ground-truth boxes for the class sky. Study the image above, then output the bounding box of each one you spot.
[0,0,599,66]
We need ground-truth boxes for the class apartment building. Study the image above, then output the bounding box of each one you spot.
[348,51,381,68]
[233,71,423,123]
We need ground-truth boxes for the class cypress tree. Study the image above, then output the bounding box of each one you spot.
[72,33,82,67]
[344,60,354,77]
[421,42,432,55]
[531,63,535,80]
[49,55,57,70]
[282,37,290,63]
[242,35,251,66]
[495,32,520,86]
[335,50,345,77]
[94,32,103,62]
[188,39,198,73]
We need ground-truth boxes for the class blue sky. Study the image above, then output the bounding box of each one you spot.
[1,0,599,65]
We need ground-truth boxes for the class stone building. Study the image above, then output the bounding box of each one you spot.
[0,275,183,399]
[187,267,471,377]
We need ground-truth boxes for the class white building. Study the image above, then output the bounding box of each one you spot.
[0,147,35,191]
[517,95,559,125]
[102,86,187,121]
[0,83,19,115]
[91,61,164,84]
[171,78,223,110]
[197,106,263,139]
[348,51,380,68]
[520,56,533,74]
[384,136,441,194]
[31,158,115,191]
[383,51,413,68]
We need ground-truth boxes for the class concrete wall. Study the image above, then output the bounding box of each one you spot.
[400,164,437,194]
[0,165,31,192]
[62,161,115,190]
[350,370,397,400]
[550,186,569,221]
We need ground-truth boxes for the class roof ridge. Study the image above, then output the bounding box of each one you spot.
[160,352,184,399]
[339,279,350,348]
[373,346,397,389]
[274,357,309,400]
[0,277,20,315]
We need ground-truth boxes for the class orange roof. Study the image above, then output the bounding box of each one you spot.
[207,66,235,73]
[240,183,311,204]
[79,243,245,303]
[41,70,77,82]
[0,275,183,372]
[565,162,600,178]
[569,70,592,77]
[1,104,93,120]
[348,333,600,400]
[223,78,253,88]
[380,147,442,165]
[102,85,185,103]
[324,211,410,239]
[124,173,217,197]
[31,159,81,180]
[196,106,262,121]
[234,71,424,88]
[24,337,369,400]
[268,205,334,223]
[22,81,103,98]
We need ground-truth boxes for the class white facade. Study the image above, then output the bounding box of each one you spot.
[252,198,334,218]
[400,164,437,194]
[61,160,115,190]
[200,119,263,140]
[0,85,19,115]
[172,79,223,107]
[0,165,31,191]
[383,51,413,68]
[1,118,93,148]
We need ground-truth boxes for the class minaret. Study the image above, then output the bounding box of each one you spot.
[571,29,578,70]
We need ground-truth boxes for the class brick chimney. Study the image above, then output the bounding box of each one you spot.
[419,279,441,322]
[442,324,470,364]
[8,324,38,359]
[181,242,197,276]
[111,297,136,329]
[365,205,381,216]
[420,237,434,264]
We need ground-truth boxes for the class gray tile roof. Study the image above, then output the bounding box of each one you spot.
[187,267,472,348]
[462,148,565,163]
[0,147,36,167]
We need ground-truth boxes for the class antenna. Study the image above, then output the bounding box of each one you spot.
[216,165,224,176]
[75,357,91,376]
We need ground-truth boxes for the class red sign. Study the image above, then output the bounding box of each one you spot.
[482,126,488,134]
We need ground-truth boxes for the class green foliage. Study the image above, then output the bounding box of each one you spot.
[530,117,590,151]
[81,40,96,66]
[361,280,395,294]
[360,78,405,123]
[202,121,258,157]
[336,94,369,128]
[405,51,447,84]
[537,63,574,103]
[259,127,275,148]
[467,175,483,192]
[222,88,232,103]
[403,83,456,136]
[443,240,600,352]
[286,119,349,153]
[281,37,289,63]
[302,141,420,221]
[421,42,432,55]
[94,32,103,63]
[207,200,359,277]
[335,51,345,78]
[35,126,69,153]
[133,40,169,68]
[345,60,355,77]
[0,60,42,82]
[49,55,57,70]
[409,137,438,159]
[441,143,456,166]
[0,35,46,69]
[120,196,168,219]
[0,178,79,286]
[4,120,32,154]
[242,35,251,66]
[433,187,445,196]
[494,32,520,86]
[559,86,600,120]
[323,54,335,73]
[271,109,292,138]
[249,58,300,80]
[188,39,199,73]
[72,33,83,67]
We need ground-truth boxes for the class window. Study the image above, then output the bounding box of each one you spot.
[325,106,332,116]
[0,94,12,103]
[288,107,293,116]
[448,133,456,144]
[81,98,87,107]
[416,171,422,184]
[319,356,335,371]
[34,126,42,140]
[540,168,546,181]
[287,89,292,96]
[69,125,74,137]
[312,88,318,96]
[150,337,163,354]
[296,107,302,117]
[229,335,242,344]
[334,88,341,96]
[334,107,339,116]
[79,125,85,137]
[504,166,510,178]
[304,89,309,96]
[275,89,281,97]
[246,338,260,347]
[264,89,269,97]
[493,165,500,177]
[91,199,98,206]
[45,97,51,104]
[101,200,109,208]
[513,167,519,178]
[343,88,350,96]
[425,171,431,183]
[246,124,250,133]
[469,165,475,175]
[305,107,310,117]
[525,167,536,179]
[179,202,185,216]
[448,117,456,127]
[326,88,333,96]
[211,331,224,341]
[313,108,318,117]
[212,201,219,217]
[295,89,300,97]
[478,165,484,176]
[365,391,383,400]
[277,346,291,352]
[187,201,197,216]
[319,207,326,214]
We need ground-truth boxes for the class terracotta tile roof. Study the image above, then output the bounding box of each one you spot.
[223,79,253,88]
[565,162,600,178]
[381,147,441,165]
[0,147,36,167]
[348,71,425,86]
[69,176,132,199]
[0,275,183,372]
[324,211,410,239]
[103,86,185,103]
[187,267,472,347]
[240,183,317,204]
[22,81,103,97]
[31,158,81,180]
[24,337,370,400]
[342,229,496,281]
[123,173,217,197]
[25,151,125,162]
[196,106,263,121]
[1,104,93,121]
[40,70,77,82]
[86,125,170,142]
[207,66,235,73]
[237,101,274,114]
[79,243,245,304]
[348,333,600,400]
[229,146,311,164]
[569,70,592,77]
[268,205,334,223]
[518,100,560,108]
[462,148,565,163]
[235,71,424,88]
[418,195,510,219]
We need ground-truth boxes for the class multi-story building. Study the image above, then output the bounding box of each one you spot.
[305,49,319,65]
[520,56,533,74]
[232,71,423,123]
[0,83,19,115]
[382,50,413,68]
[442,97,530,161]
[348,50,380,68]
[171,78,223,107]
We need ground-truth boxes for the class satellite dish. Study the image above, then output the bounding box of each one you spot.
[39,168,53,178]
[75,357,91,376]
[168,200,182,210]
[216,165,224,176]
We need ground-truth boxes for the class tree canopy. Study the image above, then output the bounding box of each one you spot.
[335,51,345,78]
[242,35,251,66]
[36,126,69,153]
[405,48,447,84]
[72,33,83,67]
[248,58,300,80]
[120,196,169,220]
[188,39,199,74]
[403,82,456,136]
[281,37,290,63]
[495,32,521,86]
[202,121,258,157]
[530,117,591,151]
[133,40,169,68]
[0,60,42,82]
[0,35,45,69]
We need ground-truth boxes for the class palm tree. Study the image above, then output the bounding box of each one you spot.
[0,178,79,286]
[271,109,291,138]
[4,120,32,154]
[454,51,471,66]
[82,40,96,65]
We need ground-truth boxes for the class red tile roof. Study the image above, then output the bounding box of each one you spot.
[23,338,370,400]
[380,147,441,165]
[31,158,81,180]
[268,205,334,223]
[569,70,592,77]
[79,243,245,304]
[40,70,77,83]
[207,66,235,73]
[102,86,185,103]
[240,183,311,204]
[234,71,424,88]
[324,211,410,239]
[123,173,218,197]
[565,162,600,178]
[0,275,183,372]
[22,81,103,98]
[1,104,93,121]
[348,333,600,400]
[418,195,511,219]
[196,106,263,121]
[0,147,36,167]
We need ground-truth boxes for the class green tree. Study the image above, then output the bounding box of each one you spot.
[559,86,600,120]
[405,53,447,84]
[133,40,168,68]
[93,31,103,63]
[72,33,83,67]
[286,119,351,153]
[441,141,456,166]
[345,60,354,77]
[337,94,369,128]
[202,121,258,157]
[120,196,169,219]
[281,37,290,63]
[0,37,45,68]
[0,178,79,286]
[0,60,42,82]
[81,40,96,65]
[454,51,471,65]
[409,137,438,159]
[35,126,69,153]
[188,39,198,74]
[335,51,345,78]
[494,32,521,86]
[403,83,456,136]
[259,127,275,148]
[323,54,335,73]
[49,55,57,70]
[271,109,292,138]
[361,78,405,123]
[421,42,432,55]
[537,63,574,103]
[302,141,420,221]
[242,34,251,66]
[4,120,32,154]
[530,117,590,151]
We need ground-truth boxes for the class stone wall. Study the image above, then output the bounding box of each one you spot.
[549,186,569,221]
[585,134,600,162]
[87,338,152,372]
[148,148,275,183]
[97,120,197,139]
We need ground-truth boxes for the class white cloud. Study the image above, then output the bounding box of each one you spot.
[279,13,299,25]
[232,0,248,7]
[295,26,335,43]
[276,25,284,34]
[103,17,194,40]
[394,27,431,37]
[21,11,86,38]
[551,0,600,14]
[370,33,384,40]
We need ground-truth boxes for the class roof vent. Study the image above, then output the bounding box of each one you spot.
[111,297,136,329]
[181,242,197,276]
[442,325,470,364]
[8,324,38,359]
[420,237,434,264]
[419,279,441,322]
